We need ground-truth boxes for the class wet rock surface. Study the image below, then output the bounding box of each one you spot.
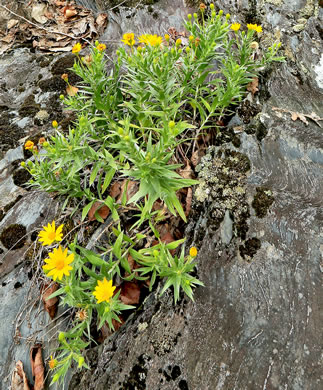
[0,0,322,389]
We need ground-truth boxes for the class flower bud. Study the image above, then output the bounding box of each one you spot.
[219,10,223,16]
[210,3,214,9]
[27,160,33,167]
[118,127,123,135]
[58,332,65,342]
[43,141,49,147]
[226,13,230,19]
[59,94,65,100]
[169,120,176,128]
[124,135,130,141]
[211,11,216,18]
[176,38,182,47]
[151,157,157,163]
[164,34,170,41]
[193,13,198,19]
[78,356,85,368]
[20,161,26,167]
[52,120,58,128]
[187,14,192,20]
[189,35,194,43]
[186,47,190,54]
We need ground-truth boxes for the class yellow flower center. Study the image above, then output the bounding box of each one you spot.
[55,257,65,270]
[48,231,56,241]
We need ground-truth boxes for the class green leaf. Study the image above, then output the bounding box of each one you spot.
[82,200,95,221]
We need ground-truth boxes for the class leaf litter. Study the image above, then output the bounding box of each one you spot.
[0,0,108,54]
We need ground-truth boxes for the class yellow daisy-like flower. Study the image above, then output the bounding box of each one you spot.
[24,140,34,150]
[97,43,106,52]
[43,246,74,281]
[247,23,262,33]
[254,24,262,33]
[145,34,163,47]
[72,42,82,54]
[48,356,58,370]
[93,277,116,304]
[138,34,149,45]
[52,120,58,128]
[189,247,198,257]
[38,221,64,246]
[230,23,241,32]
[121,33,135,46]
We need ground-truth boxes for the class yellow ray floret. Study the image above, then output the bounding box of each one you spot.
[43,246,74,281]
[38,220,64,246]
[138,34,162,47]
[121,33,135,46]
[93,277,116,304]
[230,23,241,32]
[72,42,82,54]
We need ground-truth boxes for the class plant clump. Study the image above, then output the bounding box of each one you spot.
[20,4,284,386]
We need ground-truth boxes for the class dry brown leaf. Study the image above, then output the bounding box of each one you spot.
[185,187,193,216]
[63,5,78,19]
[191,150,200,167]
[7,19,19,29]
[291,111,309,125]
[41,282,59,319]
[30,345,44,390]
[66,84,79,96]
[54,0,66,5]
[88,201,110,221]
[120,282,141,305]
[31,3,48,24]
[247,77,259,95]
[179,159,194,179]
[109,181,121,199]
[96,13,108,28]
[117,180,139,203]
[11,361,31,390]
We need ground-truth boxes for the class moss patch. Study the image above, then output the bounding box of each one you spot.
[0,224,27,250]
[252,187,274,218]
[239,237,261,260]
[13,168,32,187]
[18,94,40,117]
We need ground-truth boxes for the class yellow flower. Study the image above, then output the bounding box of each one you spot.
[247,23,262,32]
[231,23,241,31]
[43,246,74,281]
[164,34,170,41]
[189,247,198,257]
[49,356,58,370]
[97,43,106,51]
[121,33,135,46]
[52,120,58,128]
[254,24,262,33]
[93,277,116,304]
[138,34,162,47]
[175,38,182,47]
[24,140,34,150]
[38,221,64,246]
[72,42,82,54]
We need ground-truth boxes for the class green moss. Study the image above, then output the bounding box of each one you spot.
[0,224,27,250]
[239,237,261,260]
[252,187,274,218]
[18,94,40,117]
